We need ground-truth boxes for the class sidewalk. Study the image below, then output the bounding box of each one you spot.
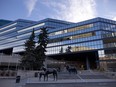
[1,70,116,87]
[26,77,116,84]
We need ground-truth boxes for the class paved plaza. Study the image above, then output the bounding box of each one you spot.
[25,82,116,87]
[0,70,116,87]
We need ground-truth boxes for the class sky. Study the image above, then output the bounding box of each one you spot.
[0,0,116,23]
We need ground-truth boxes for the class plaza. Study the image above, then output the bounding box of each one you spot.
[0,70,116,87]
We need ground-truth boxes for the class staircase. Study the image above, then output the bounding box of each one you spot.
[57,70,110,80]
[78,70,110,79]
[22,70,116,87]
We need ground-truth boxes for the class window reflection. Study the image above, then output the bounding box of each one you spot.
[47,40,103,55]
[0,23,17,31]
[49,32,96,43]
[49,24,93,36]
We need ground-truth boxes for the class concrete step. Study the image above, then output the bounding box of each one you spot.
[58,70,111,79]
[79,75,110,79]
[58,74,79,79]
[24,79,116,87]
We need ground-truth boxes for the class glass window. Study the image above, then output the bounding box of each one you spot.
[17,23,45,33]
[0,23,17,31]
[49,24,94,36]
[0,27,16,35]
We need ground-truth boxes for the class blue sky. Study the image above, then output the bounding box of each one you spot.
[0,0,116,22]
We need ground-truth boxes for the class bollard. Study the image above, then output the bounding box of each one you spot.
[34,72,38,77]
[16,76,20,83]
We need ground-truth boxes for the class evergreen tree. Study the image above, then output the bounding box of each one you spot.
[65,46,71,53]
[20,29,36,70]
[59,47,63,53]
[34,27,49,69]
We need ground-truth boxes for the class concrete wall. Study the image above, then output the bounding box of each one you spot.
[17,70,39,79]
[0,54,21,63]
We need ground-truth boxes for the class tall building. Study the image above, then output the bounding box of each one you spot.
[0,17,116,71]
[0,19,12,26]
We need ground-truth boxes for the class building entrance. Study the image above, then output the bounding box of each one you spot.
[48,51,99,70]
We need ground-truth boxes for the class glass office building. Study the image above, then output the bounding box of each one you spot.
[0,17,116,70]
[0,19,12,26]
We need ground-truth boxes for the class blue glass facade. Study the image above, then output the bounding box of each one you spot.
[0,19,12,26]
[0,17,116,70]
[47,18,115,55]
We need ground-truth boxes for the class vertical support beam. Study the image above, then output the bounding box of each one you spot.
[0,53,2,67]
[95,52,100,69]
[86,57,90,70]
[8,55,11,70]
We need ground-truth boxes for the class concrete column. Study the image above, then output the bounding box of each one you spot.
[86,57,90,70]
[96,59,100,69]
[95,52,100,69]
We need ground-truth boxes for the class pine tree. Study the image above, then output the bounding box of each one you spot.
[20,29,36,70]
[34,27,49,69]
[59,47,63,53]
[66,46,71,53]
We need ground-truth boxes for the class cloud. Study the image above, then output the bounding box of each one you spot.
[24,0,37,17]
[113,17,116,21]
[103,0,108,4]
[42,0,96,22]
